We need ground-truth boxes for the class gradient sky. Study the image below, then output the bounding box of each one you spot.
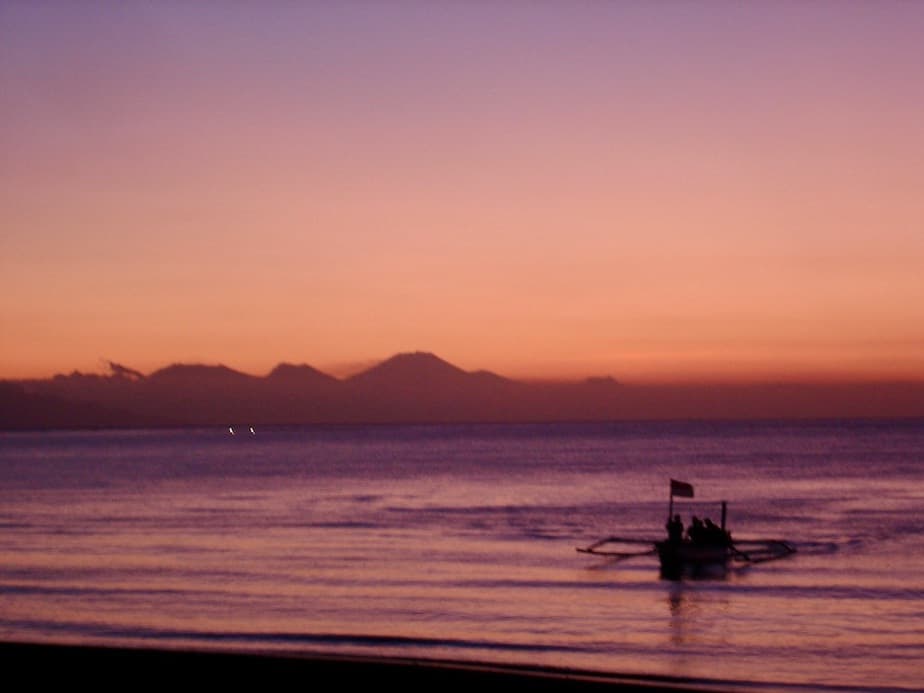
[3,2,923,382]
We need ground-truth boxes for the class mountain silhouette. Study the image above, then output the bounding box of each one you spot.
[148,363,257,385]
[0,381,156,429]
[4,352,924,430]
[341,352,518,423]
[347,352,509,389]
[266,363,339,387]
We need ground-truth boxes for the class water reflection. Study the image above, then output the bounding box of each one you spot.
[667,581,687,646]
[664,581,732,650]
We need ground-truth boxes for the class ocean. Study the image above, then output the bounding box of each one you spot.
[1,420,922,691]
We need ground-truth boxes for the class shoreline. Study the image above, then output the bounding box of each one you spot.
[0,641,738,691]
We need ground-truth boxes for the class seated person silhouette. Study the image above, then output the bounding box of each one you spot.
[665,514,684,544]
[687,516,705,544]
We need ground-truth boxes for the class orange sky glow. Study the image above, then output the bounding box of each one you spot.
[2,3,923,383]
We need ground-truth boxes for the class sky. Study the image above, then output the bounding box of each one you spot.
[2,1,924,383]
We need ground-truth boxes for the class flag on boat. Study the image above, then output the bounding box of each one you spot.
[670,479,694,498]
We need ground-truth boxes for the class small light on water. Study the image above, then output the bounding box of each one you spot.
[229,426,234,435]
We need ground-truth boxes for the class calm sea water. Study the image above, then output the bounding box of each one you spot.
[1,421,923,691]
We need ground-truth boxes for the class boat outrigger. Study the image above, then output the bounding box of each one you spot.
[577,479,796,579]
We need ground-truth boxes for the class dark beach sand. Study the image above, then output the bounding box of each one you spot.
[1,642,734,691]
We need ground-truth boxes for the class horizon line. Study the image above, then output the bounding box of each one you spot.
[5,351,924,388]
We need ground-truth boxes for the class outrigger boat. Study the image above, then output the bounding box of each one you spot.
[577,479,796,579]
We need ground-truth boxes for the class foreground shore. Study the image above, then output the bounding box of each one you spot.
[1,642,736,691]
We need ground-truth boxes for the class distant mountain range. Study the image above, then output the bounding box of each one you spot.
[2,351,924,430]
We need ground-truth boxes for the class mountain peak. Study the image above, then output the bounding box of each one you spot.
[381,351,461,370]
[348,352,469,385]
[266,362,338,384]
[148,363,253,382]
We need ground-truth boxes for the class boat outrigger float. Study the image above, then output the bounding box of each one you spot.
[577,479,796,579]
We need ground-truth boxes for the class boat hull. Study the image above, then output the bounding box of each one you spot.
[656,541,731,580]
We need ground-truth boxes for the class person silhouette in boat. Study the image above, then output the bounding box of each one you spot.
[666,514,684,544]
[687,516,705,544]
[700,517,732,546]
